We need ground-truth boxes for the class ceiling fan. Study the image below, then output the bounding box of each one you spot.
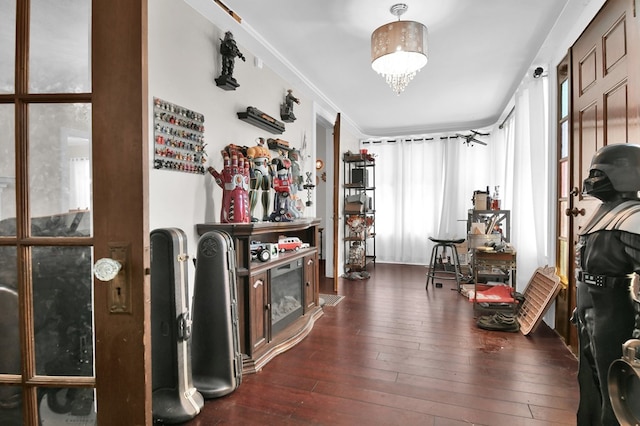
[457,130,489,146]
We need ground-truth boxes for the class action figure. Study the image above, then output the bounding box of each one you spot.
[280,89,300,122]
[215,31,245,89]
[288,149,304,194]
[246,139,272,222]
[574,144,640,425]
[207,145,250,223]
[269,151,300,222]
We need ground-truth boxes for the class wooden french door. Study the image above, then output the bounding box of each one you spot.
[0,1,150,424]
[555,0,640,352]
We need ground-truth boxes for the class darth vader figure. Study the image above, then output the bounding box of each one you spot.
[574,144,640,425]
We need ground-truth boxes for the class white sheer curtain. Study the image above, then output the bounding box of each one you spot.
[508,75,550,288]
[366,137,492,265]
[366,75,550,290]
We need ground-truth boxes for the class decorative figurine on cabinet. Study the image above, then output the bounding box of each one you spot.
[268,150,303,221]
[288,149,304,193]
[246,138,272,222]
[280,89,300,122]
[215,31,246,90]
[207,145,250,223]
[573,144,640,425]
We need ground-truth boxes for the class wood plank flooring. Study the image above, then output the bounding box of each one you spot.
[185,263,579,426]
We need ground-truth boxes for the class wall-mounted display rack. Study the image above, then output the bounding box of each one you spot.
[153,97,207,174]
[237,106,285,134]
[266,138,292,152]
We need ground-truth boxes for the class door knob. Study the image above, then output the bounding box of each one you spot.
[94,258,122,281]
[94,243,131,313]
[565,207,586,217]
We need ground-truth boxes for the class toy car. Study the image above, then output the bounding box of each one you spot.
[250,240,271,262]
[277,236,302,252]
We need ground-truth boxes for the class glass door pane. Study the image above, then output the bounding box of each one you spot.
[0,104,16,229]
[0,0,16,93]
[28,103,92,237]
[29,0,91,93]
[32,246,94,377]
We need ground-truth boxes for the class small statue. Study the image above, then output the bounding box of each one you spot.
[573,144,640,425]
[207,145,250,223]
[280,89,300,122]
[246,138,272,222]
[215,31,246,90]
[288,149,304,193]
[268,151,303,222]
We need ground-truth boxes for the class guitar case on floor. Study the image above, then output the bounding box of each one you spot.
[150,228,204,423]
[191,230,243,398]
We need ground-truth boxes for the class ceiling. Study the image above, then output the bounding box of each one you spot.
[193,1,573,138]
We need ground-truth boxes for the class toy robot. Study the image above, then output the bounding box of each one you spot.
[574,144,640,425]
[207,145,250,223]
[269,151,297,222]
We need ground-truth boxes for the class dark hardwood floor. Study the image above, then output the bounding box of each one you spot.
[186,263,579,425]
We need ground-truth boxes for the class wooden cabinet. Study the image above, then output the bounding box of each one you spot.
[196,218,323,373]
[303,252,318,312]
[249,271,268,354]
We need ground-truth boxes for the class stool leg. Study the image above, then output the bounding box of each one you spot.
[426,245,438,290]
[451,245,462,293]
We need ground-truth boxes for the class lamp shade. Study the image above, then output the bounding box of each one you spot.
[371,20,428,94]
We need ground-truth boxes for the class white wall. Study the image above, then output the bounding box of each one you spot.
[148,0,315,286]
[148,0,362,287]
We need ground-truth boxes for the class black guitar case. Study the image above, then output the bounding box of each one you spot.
[191,230,243,398]
[150,228,204,423]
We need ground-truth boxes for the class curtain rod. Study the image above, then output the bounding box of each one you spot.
[498,106,515,129]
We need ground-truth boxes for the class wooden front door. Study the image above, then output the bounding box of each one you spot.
[557,0,640,353]
[0,1,150,424]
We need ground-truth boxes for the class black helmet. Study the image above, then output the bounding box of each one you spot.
[585,144,640,193]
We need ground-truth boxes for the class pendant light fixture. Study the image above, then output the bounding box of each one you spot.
[371,3,428,95]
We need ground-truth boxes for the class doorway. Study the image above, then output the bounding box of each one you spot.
[315,114,334,280]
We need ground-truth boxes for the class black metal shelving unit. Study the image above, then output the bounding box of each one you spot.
[343,153,376,273]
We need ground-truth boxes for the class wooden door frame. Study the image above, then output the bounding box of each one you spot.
[332,114,341,292]
[92,0,151,423]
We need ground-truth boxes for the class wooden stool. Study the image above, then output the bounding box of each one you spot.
[425,237,465,292]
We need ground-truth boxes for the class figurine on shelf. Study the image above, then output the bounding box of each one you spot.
[207,144,250,223]
[303,171,315,206]
[288,149,304,194]
[215,31,246,90]
[280,89,300,122]
[246,138,272,222]
[269,151,302,222]
[573,144,640,425]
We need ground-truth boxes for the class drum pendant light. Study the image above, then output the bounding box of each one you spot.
[371,3,428,95]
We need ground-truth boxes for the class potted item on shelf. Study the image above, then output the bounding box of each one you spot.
[346,215,365,240]
[348,242,365,267]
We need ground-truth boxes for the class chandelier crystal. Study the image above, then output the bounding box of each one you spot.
[371,4,428,94]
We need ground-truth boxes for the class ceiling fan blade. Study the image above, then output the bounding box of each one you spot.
[471,138,487,145]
